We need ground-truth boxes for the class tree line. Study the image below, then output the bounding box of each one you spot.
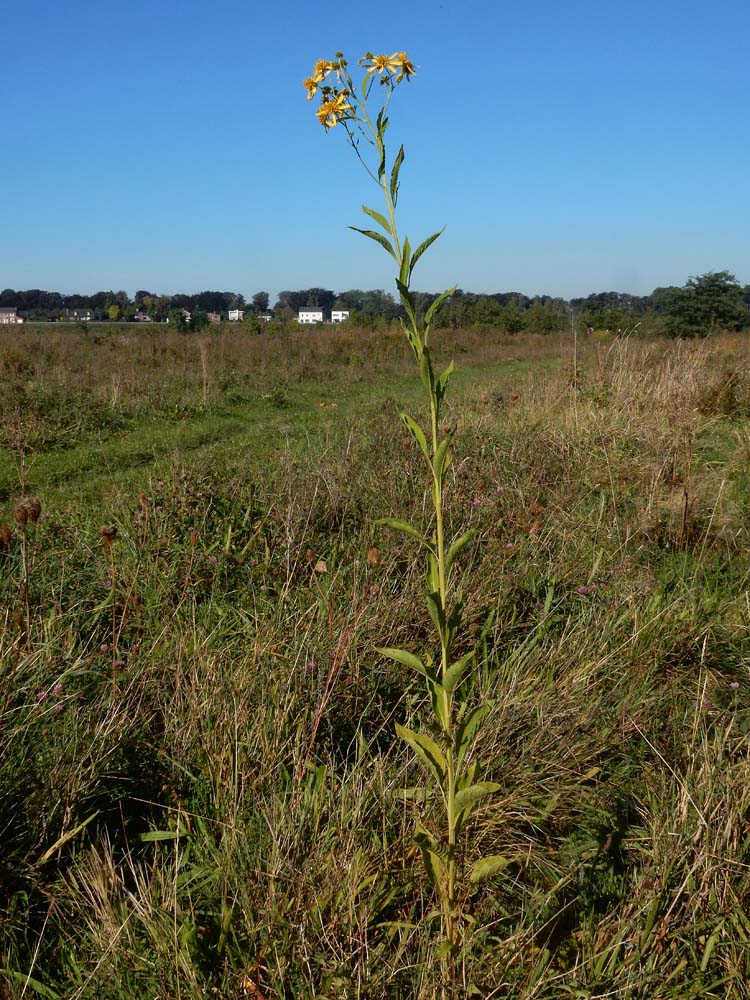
[3,272,749,337]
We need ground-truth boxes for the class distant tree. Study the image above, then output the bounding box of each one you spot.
[191,309,209,331]
[663,271,744,337]
[108,304,121,321]
[168,308,190,331]
[251,291,269,313]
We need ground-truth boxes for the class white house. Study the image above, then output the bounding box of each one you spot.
[331,310,350,323]
[228,308,245,322]
[0,307,23,324]
[298,307,324,324]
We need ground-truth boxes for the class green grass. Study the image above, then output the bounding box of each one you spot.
[1,326,750,999]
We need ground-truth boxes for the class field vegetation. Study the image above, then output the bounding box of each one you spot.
[1,322,750,998]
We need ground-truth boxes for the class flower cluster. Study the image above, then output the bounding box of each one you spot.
[359,50,416,82]
[303,50,416,131]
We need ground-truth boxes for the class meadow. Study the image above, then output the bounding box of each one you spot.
[1,322,750,999]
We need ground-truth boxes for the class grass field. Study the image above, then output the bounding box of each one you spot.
[1,323,750,999]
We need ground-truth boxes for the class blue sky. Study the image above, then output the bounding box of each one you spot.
[2,0,748,303]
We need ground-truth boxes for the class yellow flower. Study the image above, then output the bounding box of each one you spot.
[392,52,416,80]
[316,91,352,129]
[312,59,335,83]
[365,53,399,75]
[304,77,318,100]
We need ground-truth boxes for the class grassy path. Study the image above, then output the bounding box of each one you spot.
[0,358,554,509]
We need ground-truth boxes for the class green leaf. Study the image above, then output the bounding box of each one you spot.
[399,235,411,285]
[396,723,447,784]
[454,782,500,813]
[446,529,477,572]
[361,204,392,235]
[433,431,453,483]
[436,360,454,401]
[377,646,433,679]
[375,517,430,549]
[390,144,405,206]
[447,592,464,645]
[140,823,188,842]
[470,855,509,883]
[414,826,444,888]
[395,279,418,333]
[349,227,396,260]
[426,550,440,594]
[409,228,445,280]
[419,349,433,394]
[400,412,430,460]
[455,705,489,767]
[394,786,432,802]
[428,676,450,734]
[442,650,475,695]
[426,590,445,639]
[0,971,61,999]
[425,286,457,329]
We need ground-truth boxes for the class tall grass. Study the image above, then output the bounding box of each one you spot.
[0,330,749,997]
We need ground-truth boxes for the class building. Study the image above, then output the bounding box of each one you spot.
[133,310,153,322]
[331,310,350,323]
[0,307,23,324]
[228,308,245,322]
[297,307,324,324]
[63,308,93,321]
[207,312,221,325]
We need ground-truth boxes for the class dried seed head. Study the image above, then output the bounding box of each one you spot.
[13,501,28,527]
[137,492,149,511]
[0,523,12,544]
[27,499,41,523]
[100,524,118,546]
[189,528,199,547]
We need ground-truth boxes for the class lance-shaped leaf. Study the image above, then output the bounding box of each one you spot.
[399,317,422,361]
[396,723,446,784]
[428,675,450,734]
[470,855,509,883]
[426,589,446,640]
[375,516,431,549]
[409,228,445,281]
[377,646,435,681]
[349,226,397,260]
[399,235,411,286]
[419,349,433,395]
[442,650,475,696]
[390,144,405,206]
[454,781,500,813]
[361,204,393,236]
[400,412,430,461]
[446,592,464,646]
[436,360,454,403]
[395,786,432,803]
[424,286,457,330]
[426,549,440,595]
[414,825,444,889]
[433,431,454,485]
[395,279,418,335]
[446,528,477,573]
[455,704,489,768]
